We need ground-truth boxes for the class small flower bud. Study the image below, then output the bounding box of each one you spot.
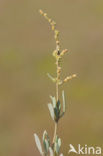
[64,74,76,82]
[56,40,60,45]
[72,74,77,78]
[51,21,56,26]
[39,9,43,15]
[54,30,59,40]
[60,49,68,56]
[55,30,59,36]
[57,67,61,74]
[56,45,60,52]
[48,19,52,23]
[44,13,47,17]
[53,50,57,57]
[52,25,55,30]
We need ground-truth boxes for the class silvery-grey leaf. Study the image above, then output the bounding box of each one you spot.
[60,153,64,156]
[50,96,56,108]
[43,130,47,141]
[49,147,54,156]
[34,133,43,155]
[43,139,49,153]
[55,142,60,154]
[58,138,61,147]
[48,103,54,120]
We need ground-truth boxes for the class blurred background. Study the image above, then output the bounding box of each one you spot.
[0,0,103,156]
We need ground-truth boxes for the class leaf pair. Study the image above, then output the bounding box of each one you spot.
[54,136,61,154]
[48,96,61,122]
[43,130,50,154]
[48,91,66,122]
[34,131,51,156]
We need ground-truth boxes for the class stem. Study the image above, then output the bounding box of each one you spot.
[53,122,58,143]
[52,59,59,145]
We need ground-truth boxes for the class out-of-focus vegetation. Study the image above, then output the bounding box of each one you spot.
[0,0,103,156]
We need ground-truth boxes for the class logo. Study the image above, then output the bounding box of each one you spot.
[68,144,102,155]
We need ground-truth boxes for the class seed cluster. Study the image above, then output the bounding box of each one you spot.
[39,9,76,86]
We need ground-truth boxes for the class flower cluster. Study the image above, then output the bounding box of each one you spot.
[39,9,76,87]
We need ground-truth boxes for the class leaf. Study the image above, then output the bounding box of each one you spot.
[43,130,50,145]
[57,100,61,113]
[50,96,56,108]
[54,100,61,121]
[62,90,65,113]
[43,139,49,153]
[43,130,47,140]
[49,147,54,156]
[54,107,59,121]
[43,130,50,154]
[55,142,60,154]
[60,112,64,118]
[48,103,54,120]
[58,100,61,110]
[58,138,61,147]
[54,136,61,154]
[47,73,56,82]
[60,154,64,156]
[34,133,43,155]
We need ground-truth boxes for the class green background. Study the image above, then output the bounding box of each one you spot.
[0,0,103,156]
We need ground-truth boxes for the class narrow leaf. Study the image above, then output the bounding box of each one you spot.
[54,107,60,122]
[43,130,50,154]
[55,142,60,154]
[50,96,56,108]
[47,73,56,82]
[58,138,61,147]
[49,147,54,156]
[60,112,64,118]
[48,103,54,120]
[43,130,50,145]
[43,139,49,153]
[34,133,43,155]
